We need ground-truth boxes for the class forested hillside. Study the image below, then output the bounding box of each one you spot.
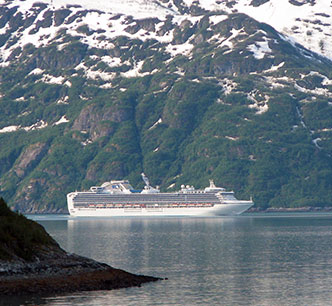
[1,0,332,212]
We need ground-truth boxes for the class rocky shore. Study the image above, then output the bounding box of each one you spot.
[0,198,161,296]
[0,246,161,296]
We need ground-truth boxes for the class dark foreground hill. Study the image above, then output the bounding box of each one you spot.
[0,198,160,295]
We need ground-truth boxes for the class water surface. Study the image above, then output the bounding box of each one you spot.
[3,213,332,305]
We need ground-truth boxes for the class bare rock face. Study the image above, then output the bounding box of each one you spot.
[250,0,269,7]
[13,143,47,178]
[125,17,161,34]
[289,0,316,6]
[72,104,131,141]
[54,9,71,26]
[13,178,49,213]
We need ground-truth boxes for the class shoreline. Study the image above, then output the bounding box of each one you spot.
[247,206,332,213]
[0,250,161,296]
[0,268,160,296]
[25,206,332,216]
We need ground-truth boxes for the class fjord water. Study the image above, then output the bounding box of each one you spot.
[17,214,332,305]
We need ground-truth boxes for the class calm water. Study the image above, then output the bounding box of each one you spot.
[3,213,332,306]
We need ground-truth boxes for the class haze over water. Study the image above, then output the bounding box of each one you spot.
[6,213,332,305]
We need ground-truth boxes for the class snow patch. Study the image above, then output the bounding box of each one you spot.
[294,83,332,98]
[81,139,93,146]
[220,79,237,95]
[148,118,162,130]
[247,39,272,59]
[101,56,122,68]
[166,41,194,57]
[319,128,332,132]
[100,83,113,89]
[264,76,292,89]
[120,60,151,78]
[225,136,239,141]
[64,80,72,87]
[57,96,69,104]
[248,103,269,114]
[167,183,175,189]
[54,115,69,125]
[0,120,49,133]
[0,125,20,133]
[76,62,116,81]
[209,28,245,51]
[209,15,228,25]
[263,62,285,73]
[40,74,68,86]
[322,77,332,86]
[23,120,48,131]
[29,68,44,75]
[247,90,269,114]
[312,138,322,149]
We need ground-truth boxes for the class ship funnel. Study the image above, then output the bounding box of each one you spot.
[141,173,150,187]
[209,179,216,188]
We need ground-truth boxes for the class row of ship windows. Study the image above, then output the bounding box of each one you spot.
[75,203,217,209]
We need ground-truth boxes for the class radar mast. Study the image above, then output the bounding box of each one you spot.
[141,173,150,188]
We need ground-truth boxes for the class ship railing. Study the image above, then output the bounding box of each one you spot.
[74,202,217,209]
[74,200,220,205]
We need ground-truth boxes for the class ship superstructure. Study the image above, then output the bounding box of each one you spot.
[67,174,253,217]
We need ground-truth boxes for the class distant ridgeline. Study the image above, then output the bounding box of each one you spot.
[1,1,332,212]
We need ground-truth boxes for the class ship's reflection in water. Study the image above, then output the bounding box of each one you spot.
[20,214,332,306]
[65,216,241,275]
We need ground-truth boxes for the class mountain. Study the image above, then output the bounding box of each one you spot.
[0,0,332,212]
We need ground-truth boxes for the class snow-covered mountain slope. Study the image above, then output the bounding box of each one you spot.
[1,0,332,212]
[1,0,329,94]
[176,0,332,60]
[0,0,331,122]
[2,0,176,17]
[0,0,188,64]
[207,0,332,60]
[1,0,332,61]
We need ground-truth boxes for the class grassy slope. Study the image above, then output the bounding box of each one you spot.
[0,197,57,261]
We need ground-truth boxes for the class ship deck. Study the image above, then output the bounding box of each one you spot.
[72,192,222,206]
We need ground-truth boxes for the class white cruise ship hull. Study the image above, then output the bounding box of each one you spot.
[67,193,253,217]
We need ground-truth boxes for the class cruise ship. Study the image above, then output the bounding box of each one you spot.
[67,174,254,217]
